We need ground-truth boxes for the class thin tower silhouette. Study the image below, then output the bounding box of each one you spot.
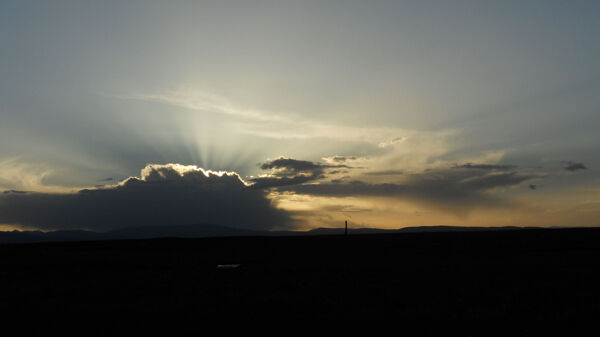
[345,220,348,236]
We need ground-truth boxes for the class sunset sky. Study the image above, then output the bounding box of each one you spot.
[1,1,599,231]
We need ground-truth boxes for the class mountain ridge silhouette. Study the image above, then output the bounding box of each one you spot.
[0,224,546,244]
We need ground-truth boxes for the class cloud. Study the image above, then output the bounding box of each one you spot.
[0,164,292,231]
[378,137,407,148]
[250,157,348,189]
[0,157,73,193]
[259,157,328,172]
[562,161,588,172]
[127,88,458,147]
[127,89,284,122]
[363,169,405,176]
[455,163,517,171]
[248,156,541,216]
[323,156,357,163]
[276,165,542,215]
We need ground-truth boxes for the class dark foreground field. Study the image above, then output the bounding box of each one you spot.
[1,228,599,326]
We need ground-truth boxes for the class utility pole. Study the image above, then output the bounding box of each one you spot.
[345,220,348,236]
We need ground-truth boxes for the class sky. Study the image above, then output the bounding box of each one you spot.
[1,0,599,231]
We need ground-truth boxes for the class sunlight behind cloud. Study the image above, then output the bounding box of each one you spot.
[136,163,250,186]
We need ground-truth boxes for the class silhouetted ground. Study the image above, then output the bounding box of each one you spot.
[1,228,599,329]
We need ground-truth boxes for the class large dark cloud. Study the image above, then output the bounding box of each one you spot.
[251,157,347,189]
[562,161,588,172]
[0,164,291,231]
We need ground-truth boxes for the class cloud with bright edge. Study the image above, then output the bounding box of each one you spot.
[0,164,292,231]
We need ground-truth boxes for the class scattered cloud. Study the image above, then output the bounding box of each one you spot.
[455,163,517,171]
[562,161,588,172]
[363,169,405,176]
[259,157,333,173]
[275,165,543,215]
[323,155,357,163]
[250,157,347,189]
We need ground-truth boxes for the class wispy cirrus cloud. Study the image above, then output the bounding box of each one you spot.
[125,88,457,146]
[128,89,286,122]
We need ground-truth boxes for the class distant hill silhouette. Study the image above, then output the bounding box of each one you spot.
[0,229,102,244]
[107,224,263,239]
[0,224,547,244]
